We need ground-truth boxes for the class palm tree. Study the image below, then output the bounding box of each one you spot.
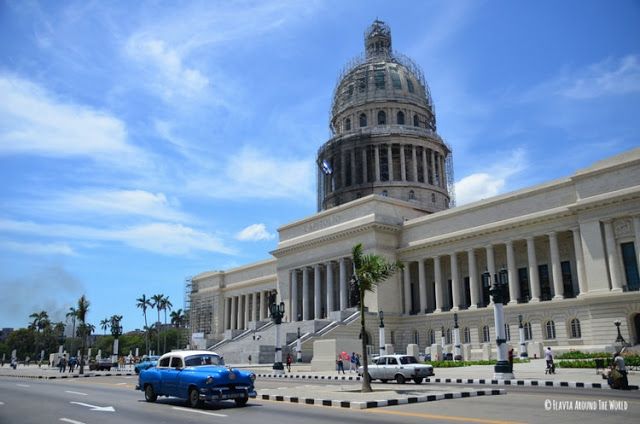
[29,311,49,333]
[151,294,164,354]
[75,295,90,375]
[136,295,152,355]
[160,296,173,353]
[100,318,110,335]
[351,243,402,393]
[170,309,185,327]
[66,306,77,352]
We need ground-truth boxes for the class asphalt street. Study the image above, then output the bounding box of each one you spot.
[1,375,639,424]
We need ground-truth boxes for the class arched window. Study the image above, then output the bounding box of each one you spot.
[408,190,415,201]
[407,78,415,93]
[377,110,386,125]
[413,114,419,127]
[463,327,471,344]
[345,118,351,131]
[504,324,511,341]
[523,322,532,340]
[569,318,581,338]
[482,325,490,343]
[428,329,435,345]
[413,330,420,345]
[445,328,452,344]
[544,320,556,340]
[359,113,367,127]
[397,111,405,125]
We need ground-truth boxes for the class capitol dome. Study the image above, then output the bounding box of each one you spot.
[317,20,453,212]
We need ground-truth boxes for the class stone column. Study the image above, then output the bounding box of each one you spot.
[526,237,541,302]
[434,256,443,312]
[441,155,447,188]
[571,228,588,295]
[237,295,244,330]
[418,258,427,313]
[251,292,258,322]
[505,241,519,303]
[468,248,479,308]
[340,150,345,189]
[486,245,496,305]
[258,291,264,321]
[223,297,230,330]
[387,144,393,181]
[374,145,381,181]
[422,147,428,183]
[314,264,322,319]
[548,232,564,300]
[350,149,356,186]
[326,261,334,313]
[411,145,418,182]
[230,296,237,330]
[451,252,460,310]
[290,270,298,322]
[244,294,250,329]
[403,263,412,314]
[430,150,437,185]
[362,148,368,183]
[604,220,623,291]
[302,267,310,321]
[339,258,348,310]
[400,144,406,181]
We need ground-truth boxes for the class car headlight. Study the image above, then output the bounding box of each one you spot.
[250,373,256,382]
[205,376,214,385]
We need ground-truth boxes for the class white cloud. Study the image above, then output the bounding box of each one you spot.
[0,240,75,256]
[185,146,315,201]
[0,218,233,256]
[560,55,640,99]
[235,223,275,241]
[0,74,142,164]
[454,148,527,205]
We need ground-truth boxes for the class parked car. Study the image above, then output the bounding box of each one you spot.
[134,355,160,374]
[358,354,434,384]
[89,358,116,371]
[136,350,256,408]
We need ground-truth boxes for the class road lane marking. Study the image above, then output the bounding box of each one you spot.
[70,401,115,412]
[16,384,30,387]
[171,406,227,417]
[115,382,127,385]
[365,409,527,424]
[60,418,86,424]
[65,391,88,396]
[0,401,4,405]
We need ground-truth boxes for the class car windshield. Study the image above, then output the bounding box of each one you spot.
[399,356,418,364]
[184,354,224,367]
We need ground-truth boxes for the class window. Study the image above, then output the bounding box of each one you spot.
[390,70,402,89]
[428,329,435,345]
[345,118,351,131]
[377,110,386,125]
[374,69,385,89]
[523,322,532,340]
[544,320,556,340]
[408,190,415,201]
[407,78,415,93]
[539,264,551,301]
[170,357,183,369]
[388,357,397,365]
[561,261,575,298]
[413,330,420,345]
[621,242,640,291]
[504,324,511,341]
[397,111,405,125]
[347,85,354,97]
[482,325,490,343]
[463,327,471,344]
[569,318,581,338]
[159,357,171,367]
[413,114,419,127]
[359,113,367,127]
[445,328,451,344]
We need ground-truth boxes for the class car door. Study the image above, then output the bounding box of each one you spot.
[161,357,184,397]
[368,357,381,380]
[386,356,399,379]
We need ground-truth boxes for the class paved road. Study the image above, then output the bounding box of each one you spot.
[1,375,639,424]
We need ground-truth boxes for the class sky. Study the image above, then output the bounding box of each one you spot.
[1,0,639,333]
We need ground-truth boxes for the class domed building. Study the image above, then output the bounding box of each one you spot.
[317,20,453,212]
[188,20,640,365]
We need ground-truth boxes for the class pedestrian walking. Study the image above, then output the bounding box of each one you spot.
[286,354,292,372]
[611,350,629,390]
[336,355,345,374]
[350,352,356,372]
[544,347,555,374]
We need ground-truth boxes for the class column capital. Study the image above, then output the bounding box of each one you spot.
[546,231,558,238]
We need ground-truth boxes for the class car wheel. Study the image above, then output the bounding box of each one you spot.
[235,396,249,407]
[413,377,423,384]
[188,387,203,408]
[144,385,157,402]
[395,374,406,384]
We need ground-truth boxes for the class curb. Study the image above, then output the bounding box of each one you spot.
[258,388,506,409]
[0,372,134,380]
[257,373,361,381]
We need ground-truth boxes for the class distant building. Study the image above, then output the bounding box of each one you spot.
[189,20,640,363]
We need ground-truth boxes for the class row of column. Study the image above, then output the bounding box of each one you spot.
[325,144,446,192]
[224,290,272,331]
[403,229,588,314]
[290,258,351,322]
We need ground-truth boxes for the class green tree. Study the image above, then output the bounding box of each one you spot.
[75,295,90,374]
[6,329,35,360]
[29,311,49,333]
[159,296,172,353]
[100,318,110,335]
[151,293,164,354]
[351,243,402,393]
[136,294,152,355]
[170,308,185,350]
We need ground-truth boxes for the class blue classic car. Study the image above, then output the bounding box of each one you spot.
[134,355,160,374]
[136,350,256,408]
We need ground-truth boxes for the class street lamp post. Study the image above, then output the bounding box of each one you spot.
[296,327,302,363]
[485,269,514,379]
[453,313,462,361]
[518,315,528,358]
[378,311,386,357]
[270,299,286,375]
[613,320,627,352]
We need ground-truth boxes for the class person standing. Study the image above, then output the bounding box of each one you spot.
[286,354,292,372]
[336,355,345,374]
[613,350,629,390]
[544,347,555,374]
[350,352,356,372]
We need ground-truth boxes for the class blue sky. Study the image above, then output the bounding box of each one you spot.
[1,0,639,332]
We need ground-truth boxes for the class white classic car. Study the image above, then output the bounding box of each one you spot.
[358,354,434,384]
